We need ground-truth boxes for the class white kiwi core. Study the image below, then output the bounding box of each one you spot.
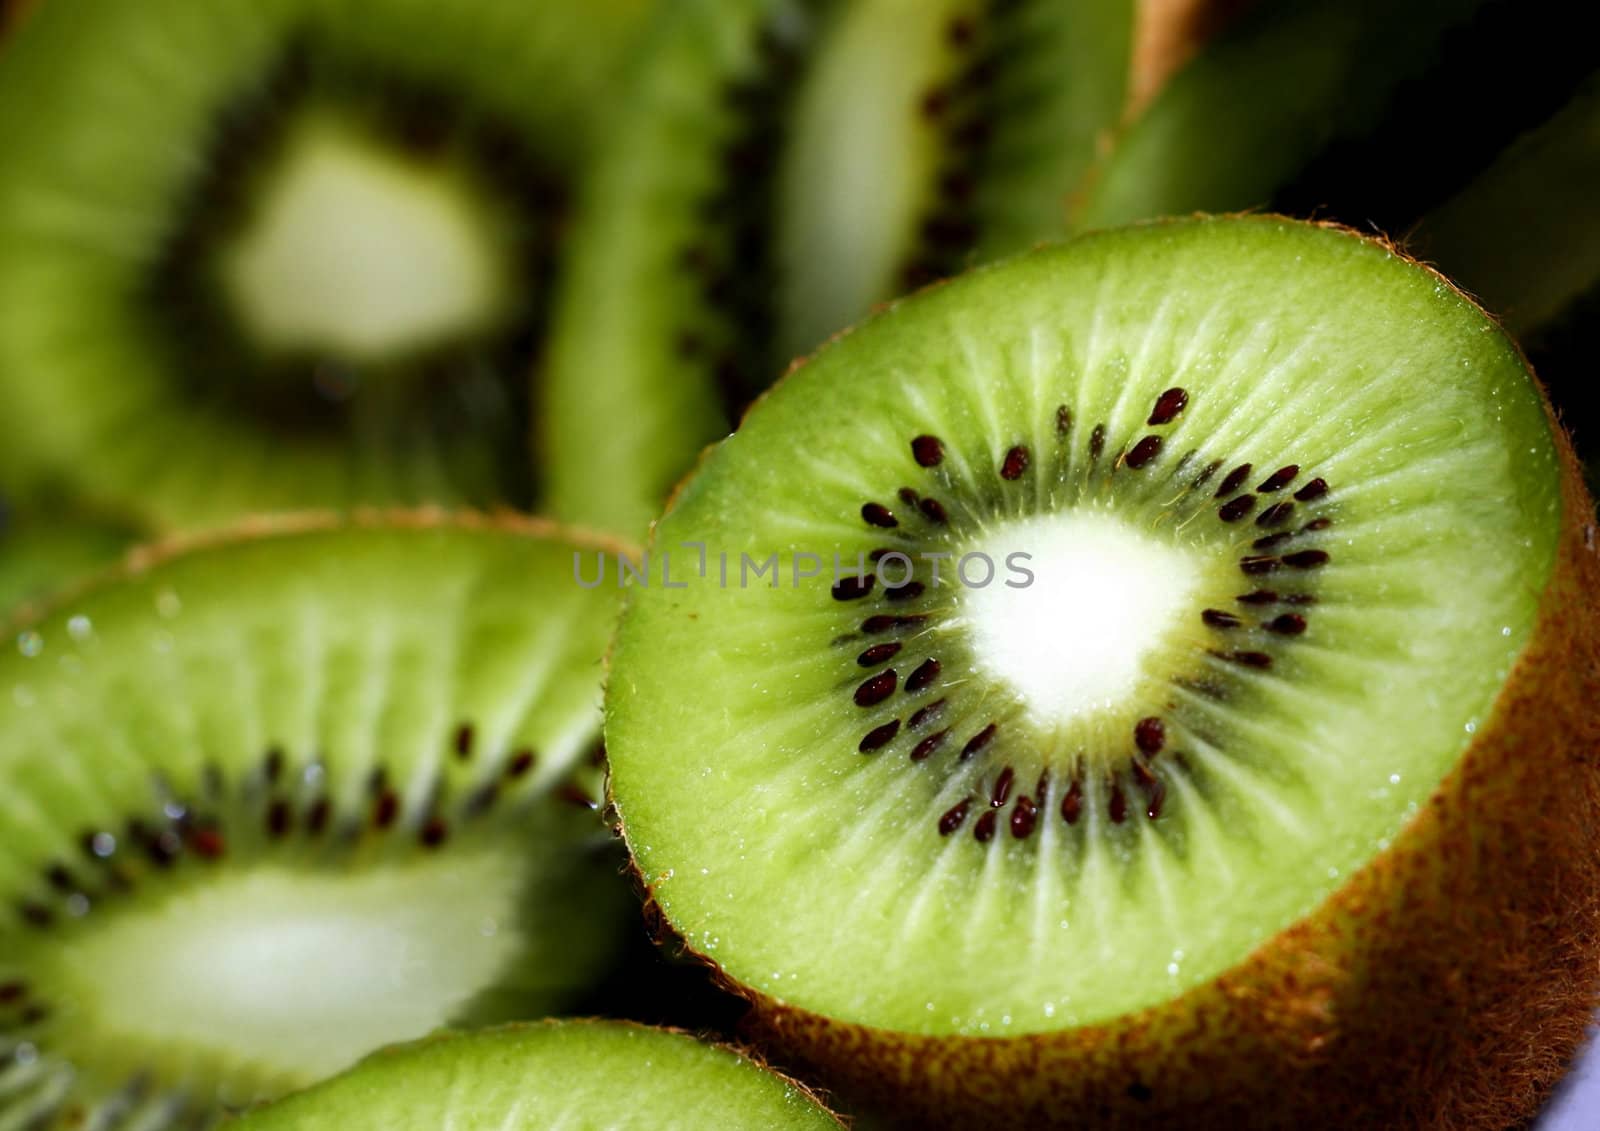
[958,509,1202,729]
[43,854,523,1083]
[221,118,512,365]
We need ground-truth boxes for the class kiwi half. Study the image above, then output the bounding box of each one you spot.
[233,1021,843,1129]
[605,216,1600,1127]
[0,513,633,1127]
[0,0,661,531]
[542,0,1136,534]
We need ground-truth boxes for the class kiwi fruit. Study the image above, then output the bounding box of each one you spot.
[605,216,1600,1128]
[542,0,1138,534]
[232,1020,844,1129]
[1075,0,1495,228]
[0,513,634,1127]
[0,0,663,531]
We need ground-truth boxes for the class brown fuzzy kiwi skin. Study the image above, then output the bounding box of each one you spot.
[611,229,1600,1129]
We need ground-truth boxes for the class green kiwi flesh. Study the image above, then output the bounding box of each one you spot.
[0,0,656,530]
[0,515,632,1127]
[233,1021,843,1130]
[605,217,1594,1120]
[542,0,1133,534]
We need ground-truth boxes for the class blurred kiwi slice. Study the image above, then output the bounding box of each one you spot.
[543,0,1137,534]
[0,514,635,1127]
[605,217,1600,1127]
[0,0,665,530]
[233,1021,843,1130]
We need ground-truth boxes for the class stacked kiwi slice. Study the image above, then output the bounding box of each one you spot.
[233,1021,843,1129]
[605,217,1600,1127]
[0,0,667,532]
[0,515,633,1126]
[543,0,1143,533]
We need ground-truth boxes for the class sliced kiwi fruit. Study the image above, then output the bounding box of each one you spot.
[233,1021,843,1129]
[0,0,662,531]
[0,513,635,1127]
[543,0,1137,534]
[605,216,1600,1127]
[1075,0,1496,228]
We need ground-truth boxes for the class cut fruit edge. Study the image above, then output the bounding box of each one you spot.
[602,216,1600,1127]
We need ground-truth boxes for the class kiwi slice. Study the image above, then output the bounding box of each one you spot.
[0,514,634,1127]
[233,1021,843,1129]
[605,216,1600,1127]
[0,0,660,530]
[542,0,1135,534]
[1075,0,1495,228]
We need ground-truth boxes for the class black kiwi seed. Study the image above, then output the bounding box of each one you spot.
[1267,614,1308,635]
[1216,463,1254,498]
[906,658,942,694]
[960,724,998,760]
[911,730,948,761]
[1256,502,1295,528]
[1134,717,1166,755]
[939,800,971,836]
[855,670,899,707]
[1089,425,1106,459]
[1147,387,1190,425]
[833,575,876,601]
[1258,465,1300,492]
[1218,495,1256,522]
[1108,785,1129,824]
[1283,549,1331,569]
[991,767,1015,807]
[453,723,475,760]
[909,699,946,729]
[1060,779,1084,825]
[973,810,998,842]
[1125,435,1162,468]
[1202,609,1241,629]
[859,720,902,753]
[1055,405,1072,435]
[1010,796,1038,839]
[862,502,899,528]
[919,497,948,524]
[1000,445,1030,480]
[1295,477,1330,501]
[858,642,902,666]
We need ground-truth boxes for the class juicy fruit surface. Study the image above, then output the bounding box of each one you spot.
[0,518,630,1125]
[0,0,648,527]
[606,216,1563,1037]
[544,0,1131,533]
[235,1021,842,1130]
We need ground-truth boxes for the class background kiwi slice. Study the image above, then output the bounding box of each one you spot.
[0,0,663,531]
[542,0,1138,534]
[605,216,1600,1126]
[233,1021,844,1129]
[0,514,634,1127]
